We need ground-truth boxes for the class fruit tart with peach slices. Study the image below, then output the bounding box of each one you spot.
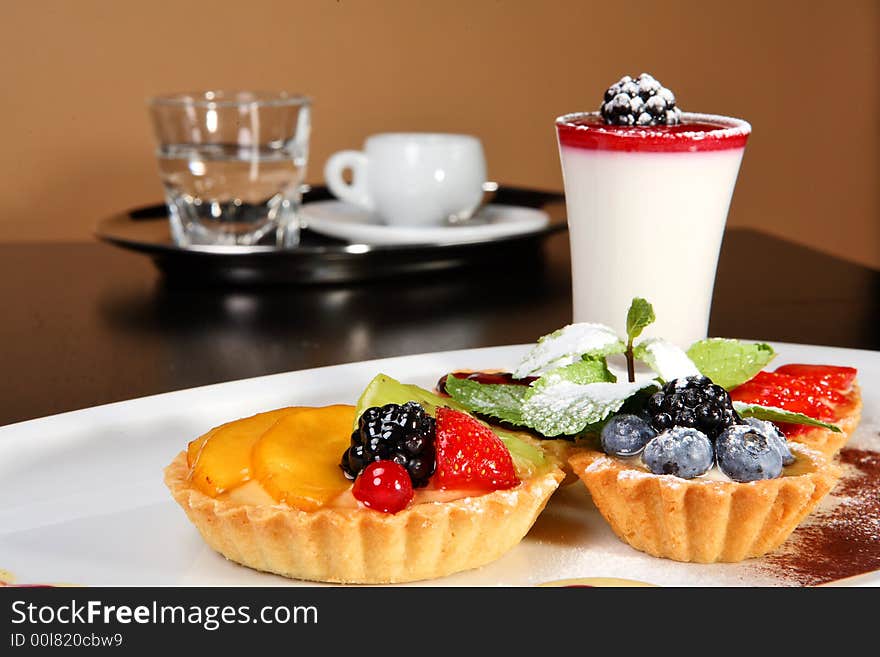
[438,298,857,562]
[164,375,563,584]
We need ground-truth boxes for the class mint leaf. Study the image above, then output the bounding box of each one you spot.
[444,376,529,426]
[521,361,643,437]
[514,323,625,378]
[634,338,700,382]
[538,357,618,386]
[687,339,776,389]
[521,379,653,437]
[626,297,656,343]
[732,402,841,433]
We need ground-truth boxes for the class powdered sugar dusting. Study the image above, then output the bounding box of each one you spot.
[514,323,623,378]
[521,380,651,436]
[636,338,700,381]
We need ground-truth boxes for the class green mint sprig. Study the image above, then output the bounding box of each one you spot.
[624,297,655,383]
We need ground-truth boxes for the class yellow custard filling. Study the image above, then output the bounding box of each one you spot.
[186,404,504,512]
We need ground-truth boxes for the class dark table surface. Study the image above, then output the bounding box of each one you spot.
[2,218,878,427]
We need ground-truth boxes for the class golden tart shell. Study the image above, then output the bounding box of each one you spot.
[165,451,564,584]
[567,443,840,563]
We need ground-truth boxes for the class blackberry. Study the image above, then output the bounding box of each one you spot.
[646,376,741,440]
[341,402,436,488]
[599,73,682,126]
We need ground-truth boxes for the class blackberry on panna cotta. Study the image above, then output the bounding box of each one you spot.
[341,402,436,487]
[600,73,682,126]
[646,376,740,440]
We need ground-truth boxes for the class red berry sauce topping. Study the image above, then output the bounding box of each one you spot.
[352,461,414,514]
[556,112,750,153]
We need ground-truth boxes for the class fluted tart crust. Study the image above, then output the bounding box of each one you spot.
[567,444,840,563]
[165,451,563,584]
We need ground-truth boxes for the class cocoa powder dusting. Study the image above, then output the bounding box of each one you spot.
[759,447,880,586]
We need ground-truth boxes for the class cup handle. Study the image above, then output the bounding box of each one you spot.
[324,150,373,210]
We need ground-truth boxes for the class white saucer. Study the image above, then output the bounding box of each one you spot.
[300,200,551,246]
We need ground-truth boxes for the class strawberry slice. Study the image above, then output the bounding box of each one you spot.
[773,364,857,393]
[730,364,858,437]
[434,407,520,491]
[730,371,837,420]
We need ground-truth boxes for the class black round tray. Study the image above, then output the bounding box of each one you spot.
[95,186,567,285]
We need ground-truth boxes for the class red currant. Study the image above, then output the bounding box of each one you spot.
[352,461,414,514]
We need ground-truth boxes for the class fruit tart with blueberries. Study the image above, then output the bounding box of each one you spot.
[438,298,857,563]
[164,375,563,584]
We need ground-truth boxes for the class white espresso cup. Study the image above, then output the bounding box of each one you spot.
[324,133,487,227]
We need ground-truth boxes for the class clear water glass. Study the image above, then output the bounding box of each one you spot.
[148,91,310,248]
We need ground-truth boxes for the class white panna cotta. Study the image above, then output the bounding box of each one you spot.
[556,112,751,348]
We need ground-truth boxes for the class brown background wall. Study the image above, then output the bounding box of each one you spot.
[3,0,878,267]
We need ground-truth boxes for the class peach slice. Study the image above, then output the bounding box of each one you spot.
[252,405,356,511]
[188,408,296,497]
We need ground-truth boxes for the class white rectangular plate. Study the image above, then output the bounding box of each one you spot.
[1,342,878,587]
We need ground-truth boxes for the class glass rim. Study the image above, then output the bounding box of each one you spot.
[555,111,751,136]
[148,90,311,108]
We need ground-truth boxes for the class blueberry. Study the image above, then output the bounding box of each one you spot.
[642,427,714,479]
[600,414,657,457]
[744,417,795,466]
[716,425,783,482]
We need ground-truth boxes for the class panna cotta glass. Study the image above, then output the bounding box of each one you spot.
[555,112,751,347]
